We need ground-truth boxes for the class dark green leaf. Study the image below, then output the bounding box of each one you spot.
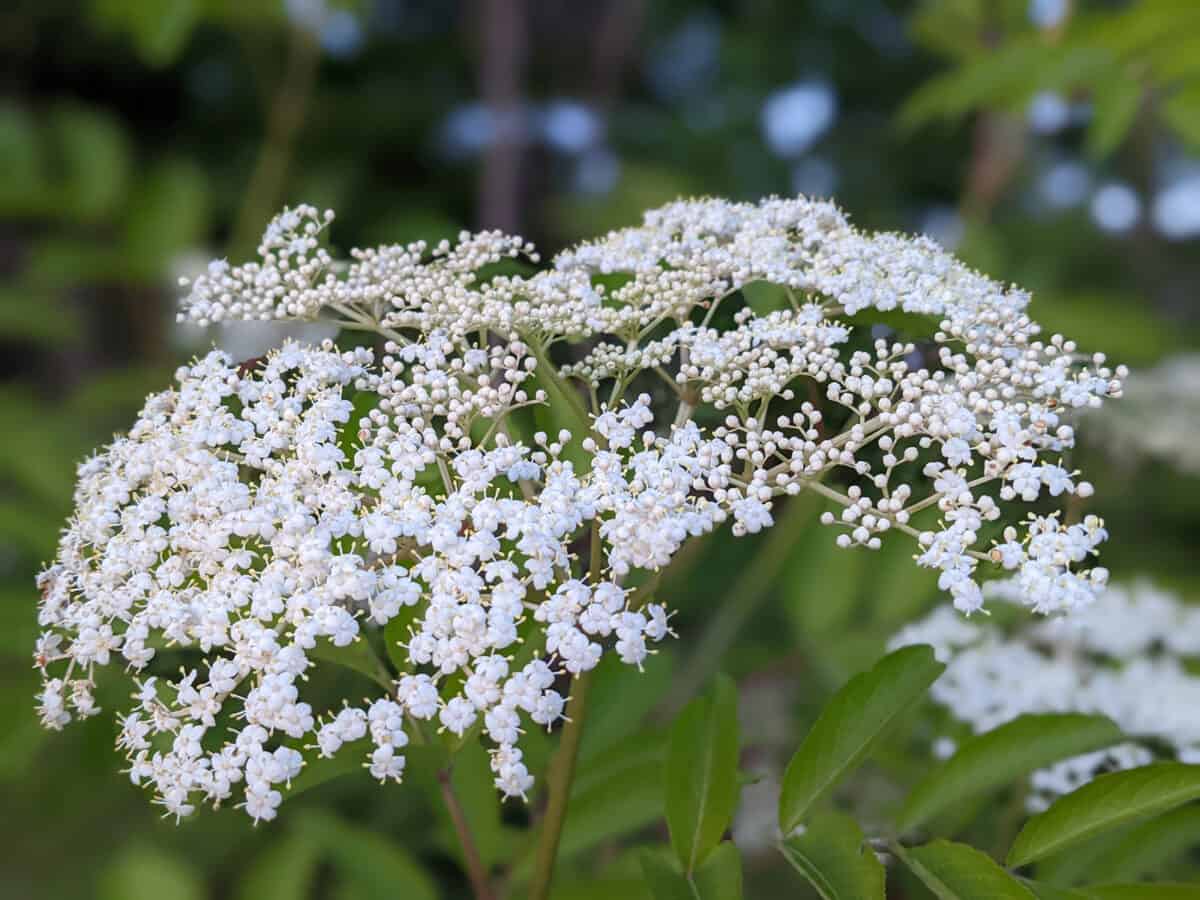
[294,810,437,900]
[666,673,740,873]
[896,839,1036,899]
[898,714,1123,832]
[778,645,944,834]
[640,842,743,900]
[234,834,319,900]
[98,845,205,900]
[1087,805,1200,882]
[288,739,369,797]
[741,281,791,315]
[1008,764,1200,868]
[1078,886,1200,900]
[308,637,393,689]
[779,811,885,900]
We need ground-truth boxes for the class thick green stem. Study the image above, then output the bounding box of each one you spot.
[526,668,593,900]
[527,526,602,900]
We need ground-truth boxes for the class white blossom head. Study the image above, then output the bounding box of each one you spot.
[41,194,1122,821]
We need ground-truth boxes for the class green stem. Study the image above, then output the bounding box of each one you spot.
[229,25,320,259]
[527,526,602,900]
[530,339,592,429]
[657,490,820,718]
[439,767,497,900]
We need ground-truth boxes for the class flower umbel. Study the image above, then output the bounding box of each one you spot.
[891,578,1200,811]
[39,195,1122,821]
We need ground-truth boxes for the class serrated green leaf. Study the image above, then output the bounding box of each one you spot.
[898,714,1123,832]
[778,645,944,834]
[640,842,743,900]
[666,673,740,873]
[779,811,885,900]
[896,839,1036,900]
[1008,764,1200,868]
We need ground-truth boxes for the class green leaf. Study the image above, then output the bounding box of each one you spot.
[779,811,885,900]
[1033,828,1134,888]
[897,714,1124,832]
[383,600,424,673]
[778,645,944,834]
[295,810,437,900]
[49,104,131,222]
[123,160,210,279]
[1078,886,1200,900]
[895,840,1036,900]
[529,341,591,433]
[581,650,674,761]
[548,729,665,864]
[1021,879,1090,900]
[1086,73,1142,159]
[1087,805,1200,882]
[436,741,507,869]
[640,842,743,900]
[98,845,206,900]
[1008,764,1200,868]
[665,673,740,873]
[308,637,392,689]
[1162,82,1200,152]
[91,0,200,67]
[288,739,369,797]
[741,281,791,315]
[235,834,319,900]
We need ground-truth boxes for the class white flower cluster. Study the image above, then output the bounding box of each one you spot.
[41,195,1120,821]
[891,579,1200,811]
[1084,353,1200,476]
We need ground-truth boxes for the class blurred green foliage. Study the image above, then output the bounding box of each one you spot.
[2,0,1200,897]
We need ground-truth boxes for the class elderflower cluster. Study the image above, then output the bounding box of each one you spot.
[1084,354,1200,475]
[891,579,1200,811]
[39,194,1120,821]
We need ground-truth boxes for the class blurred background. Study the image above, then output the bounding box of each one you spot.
[3,0,1199,897]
